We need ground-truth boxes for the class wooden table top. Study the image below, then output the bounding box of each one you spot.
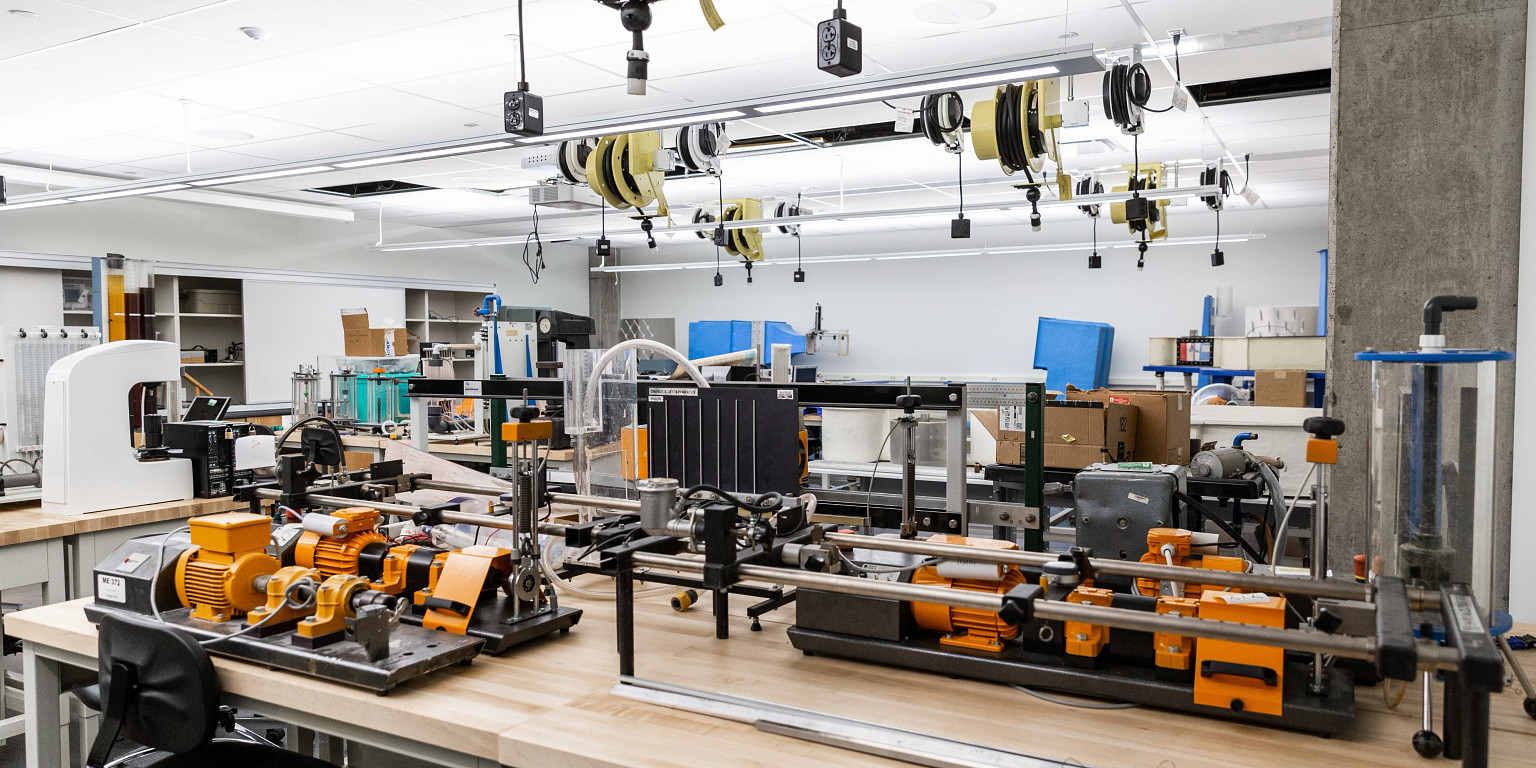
[9,590,1536,768]
[0,496,245,547]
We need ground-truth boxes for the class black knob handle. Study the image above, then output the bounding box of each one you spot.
[1302,416,1345,439]
[509,405,541,423]
[895,394,922,414]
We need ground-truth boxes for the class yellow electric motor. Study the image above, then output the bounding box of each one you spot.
[295,507,389,579]
[909,535,1027,652]
[175,512,280,622]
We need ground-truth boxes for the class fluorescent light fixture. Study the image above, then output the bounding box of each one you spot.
[336,141,514,169]
[0,199,72,211]
[376,242,477,252]
[188,166,336,186]
[520,111,749,144]
[1111,235,1256,249]
[756,66,1058,114]
[68,184,189,202]
[590,234,1266,273]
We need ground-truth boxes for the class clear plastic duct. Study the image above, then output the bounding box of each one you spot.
[1363,350,1507,616]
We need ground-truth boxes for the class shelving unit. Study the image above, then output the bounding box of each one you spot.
[406,288,491,359]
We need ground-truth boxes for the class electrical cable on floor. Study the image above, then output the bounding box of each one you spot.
[1013,684,1138,710]
[1384,678,1408,709]
[839,555,942,575]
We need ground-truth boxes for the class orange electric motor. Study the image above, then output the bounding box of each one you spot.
[910,535,1027,652]
[175,512,280,622]
[294,507,389,579]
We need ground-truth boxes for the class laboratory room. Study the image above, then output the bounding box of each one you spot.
[0,0,1532,766]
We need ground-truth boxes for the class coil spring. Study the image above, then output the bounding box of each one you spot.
[515,472,535,537]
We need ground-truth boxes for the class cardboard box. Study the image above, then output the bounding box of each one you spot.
[1065,386,1191,466]
[983,401,1137,470]
[180,348,217,364]
[1254,369,1308,407]
[341,308,414,357]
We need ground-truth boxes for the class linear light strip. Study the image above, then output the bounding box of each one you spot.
[756,66,1059,113]
[520,110,749,144]
[0,199,72,212]
[335,141,515,169]
[188,166,337,186]
[68,184,189,202]
[587,235,1265,273]
[369,185,1222,251]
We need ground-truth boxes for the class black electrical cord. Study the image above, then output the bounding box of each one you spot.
[523,204,545,283]
[714,172,724,285]
[683,484,783,514]
[956,149,964,218]
[516,0,529,91]
[1174,490,1266,564]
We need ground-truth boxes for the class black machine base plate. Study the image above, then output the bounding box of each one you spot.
[400,601,582,655]
[84,604,483,694]
[786,626,1356,734]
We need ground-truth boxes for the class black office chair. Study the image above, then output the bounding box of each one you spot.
[77,612,339,768]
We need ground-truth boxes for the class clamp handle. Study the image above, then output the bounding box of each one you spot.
[895,394,922,414]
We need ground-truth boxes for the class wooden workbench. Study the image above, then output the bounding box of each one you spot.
[0,496,244,547]
[8,586,1536,767]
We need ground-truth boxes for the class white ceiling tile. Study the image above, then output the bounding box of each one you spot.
[0,0,130,59]
[15,26,262,88]
[566,13,813,83]
[61,1,234,22]
[129,148,284,174]
[393,57,618,108]
[233,130,388,162]
[0,148,101,172]
[153,0,455,56]
[284,19,524,86]
[131,111,323,150]
[255,87,469,131]
[30,134,190,164]
[140,59,378,112]
[0,65,115,116]
[339,109,502,146]
[541,85,689,125]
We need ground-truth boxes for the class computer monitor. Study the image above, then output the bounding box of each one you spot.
[184,396,231,421]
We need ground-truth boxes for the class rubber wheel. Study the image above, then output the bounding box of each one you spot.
[1524,697,1536,720]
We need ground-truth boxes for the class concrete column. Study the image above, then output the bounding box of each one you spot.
[589,247,621,348]
[1328,0,1525,606]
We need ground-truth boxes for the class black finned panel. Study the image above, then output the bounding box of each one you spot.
[646,386,800,495]
[1187,69,1330,108]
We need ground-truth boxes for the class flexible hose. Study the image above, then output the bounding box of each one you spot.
[582,339,709,427]
[540,534,672,598]
[1255,462,1286,541]
[1269,463,1319,567]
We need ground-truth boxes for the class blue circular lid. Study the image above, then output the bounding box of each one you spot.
[1355,349,1513,362]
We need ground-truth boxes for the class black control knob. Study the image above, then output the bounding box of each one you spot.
[895,394,922,414]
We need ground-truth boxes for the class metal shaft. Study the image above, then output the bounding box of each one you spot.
[900,420,917,539]
[823,531,1438,606]
[549,492,643,512]
[630,553,1464,671]
[1311,464,1330,693]
[254,487,567,536]
[1422,670,1436,732]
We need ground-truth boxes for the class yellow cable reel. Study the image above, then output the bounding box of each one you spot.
[721,198,764,261]
[969,79,1063,178]
[585,130,670,217]
[1110,162,1170,241]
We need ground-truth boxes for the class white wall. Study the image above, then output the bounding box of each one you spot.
[0,197,589,316]
[618,205,1327,384]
